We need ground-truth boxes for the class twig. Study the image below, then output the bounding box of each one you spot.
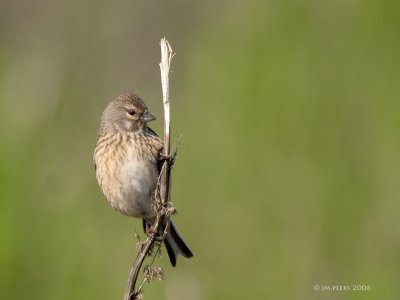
[123,38,175,300]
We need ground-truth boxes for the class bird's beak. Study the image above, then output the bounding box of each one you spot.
[142,111,156,122]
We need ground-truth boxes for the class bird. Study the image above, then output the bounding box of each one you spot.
[93,92,193,266]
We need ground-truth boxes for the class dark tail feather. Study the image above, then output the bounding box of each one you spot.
[164,220,193,267]
[164,238,177,266]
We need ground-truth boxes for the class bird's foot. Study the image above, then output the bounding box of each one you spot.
[158,153,176,166]
[145,224,164,242]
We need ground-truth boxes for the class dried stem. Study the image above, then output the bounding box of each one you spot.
[123,38,175,300]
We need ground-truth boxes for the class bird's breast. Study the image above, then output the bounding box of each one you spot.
[94,134,160,218]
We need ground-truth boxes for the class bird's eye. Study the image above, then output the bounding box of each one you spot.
[128,110,136,116]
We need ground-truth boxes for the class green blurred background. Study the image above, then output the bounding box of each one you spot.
[1,0,399,299]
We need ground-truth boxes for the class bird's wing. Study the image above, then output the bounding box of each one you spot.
[146,127,164,172]
[146,126,160,138]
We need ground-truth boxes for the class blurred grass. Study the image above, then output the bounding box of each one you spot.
[1,0,400,299]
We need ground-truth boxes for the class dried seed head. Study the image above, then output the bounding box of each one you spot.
[135,292,144,300]
[143,265,164,282]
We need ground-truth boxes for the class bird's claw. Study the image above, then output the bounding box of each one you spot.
[146,228,164,242]
[159,153,175,166]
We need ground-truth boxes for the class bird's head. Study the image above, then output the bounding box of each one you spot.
[100,93,156,134]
